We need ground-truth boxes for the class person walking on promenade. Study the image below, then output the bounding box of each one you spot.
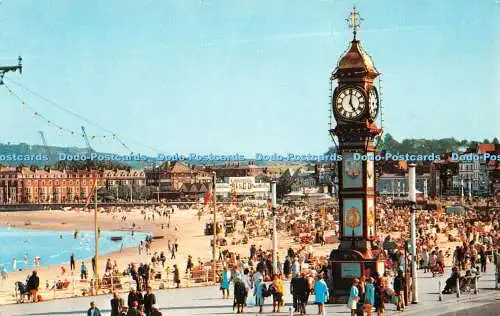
[283,257,291,279]
[393,270,405,311]
[27,270,40,303]
[87,301,102,316]
[290,272,301,312]
[374,275,386,316]
[254,275,265,314]
[314,273,329,316]
[356,276,366,316]
[173,264,181,288]
[220,266,231,299]
[364,277,375,316]
[81,261,88,280]
[186,255,194,275]
[347,279,360,316]
[170,244,176,259]
[234,277,248,314]
[127,287,143,310]
[159,252,166,268]
[70,253,75,272]
[110,291,125,316]
[143,286,157,316]
[271,274,284,313]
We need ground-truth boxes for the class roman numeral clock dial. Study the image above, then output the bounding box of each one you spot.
[334,87,366,120]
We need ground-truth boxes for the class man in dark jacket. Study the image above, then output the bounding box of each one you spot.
[290,272,301,312]
[295,273,309,315]
[143,286,156,316]
[393,270,405,311]
[110,291,124,316]
[87,301,102,316]
[70,254,75,271]
[283,257,291,279]
[233,278,248,314]
[127,288,143,309]
[27,270,40,303]
[143,264,150,290]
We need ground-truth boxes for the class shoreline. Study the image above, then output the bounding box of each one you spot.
[0,225,152,272]
[0,208,183,305]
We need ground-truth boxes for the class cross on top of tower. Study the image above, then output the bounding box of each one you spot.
[346,6,364,40]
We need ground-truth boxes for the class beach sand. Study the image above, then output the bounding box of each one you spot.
[0,206,311,305]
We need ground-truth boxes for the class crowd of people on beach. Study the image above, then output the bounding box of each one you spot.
[4,196,498,315]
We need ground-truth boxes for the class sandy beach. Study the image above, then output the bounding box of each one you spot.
[0,206,308,306]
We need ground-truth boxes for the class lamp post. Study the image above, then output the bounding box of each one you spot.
[408,163,418,303]
[94,179,99,287]
[212,171,217,284]
[271,181,277,275]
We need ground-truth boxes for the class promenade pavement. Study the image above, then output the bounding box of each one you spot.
[0,265,498,316]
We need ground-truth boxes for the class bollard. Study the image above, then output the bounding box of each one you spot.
[473,277,478,295]
[288,306,293,316]
[496,272,499,290]
[455,277,460,298]
[438,280,443,301]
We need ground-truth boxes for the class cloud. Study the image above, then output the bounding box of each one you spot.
[200,25,432,47]
[124,24,432,54]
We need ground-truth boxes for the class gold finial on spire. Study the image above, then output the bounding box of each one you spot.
[346,6,363,40]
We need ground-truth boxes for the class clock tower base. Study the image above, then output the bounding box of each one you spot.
[328,247,385,303]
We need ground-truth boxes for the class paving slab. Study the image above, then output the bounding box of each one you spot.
[0,265,497,316]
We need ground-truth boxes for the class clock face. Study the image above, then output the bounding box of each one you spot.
[335,87,366,120]
[369,87,379,120]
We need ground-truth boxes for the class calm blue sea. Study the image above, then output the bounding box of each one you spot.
[0,227,148,272]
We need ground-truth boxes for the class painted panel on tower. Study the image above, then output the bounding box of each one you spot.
[342,152,363,188]
[367,197,375,237]
[343,198,363,237]
[366,154,375,189]
[341,263,361,278]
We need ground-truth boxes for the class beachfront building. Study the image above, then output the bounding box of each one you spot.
[277,165,335,199]
[103,169,145,187]
[429,159,459,197]
[215,176,270,200]
[209,162,268,180]
[0,167,104,204]
[144,161,211,199]
[451,144,498,196]
[377,162,430,198]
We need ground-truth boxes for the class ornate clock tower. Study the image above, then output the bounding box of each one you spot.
[329,7,385,301]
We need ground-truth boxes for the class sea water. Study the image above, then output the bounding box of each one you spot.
[0,227,148,272]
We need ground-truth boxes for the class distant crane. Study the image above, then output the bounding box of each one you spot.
[81,126,94,152]
[38,131,51,158]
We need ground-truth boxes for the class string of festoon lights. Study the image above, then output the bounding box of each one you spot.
[1,83,131,152]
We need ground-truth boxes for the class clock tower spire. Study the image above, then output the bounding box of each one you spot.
[328,7,385,302]
[346,6,363,40]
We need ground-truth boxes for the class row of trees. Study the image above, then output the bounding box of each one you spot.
[379,134,498,154]
[326,135,499,155]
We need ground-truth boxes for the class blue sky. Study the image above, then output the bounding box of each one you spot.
[0,0,498,156]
